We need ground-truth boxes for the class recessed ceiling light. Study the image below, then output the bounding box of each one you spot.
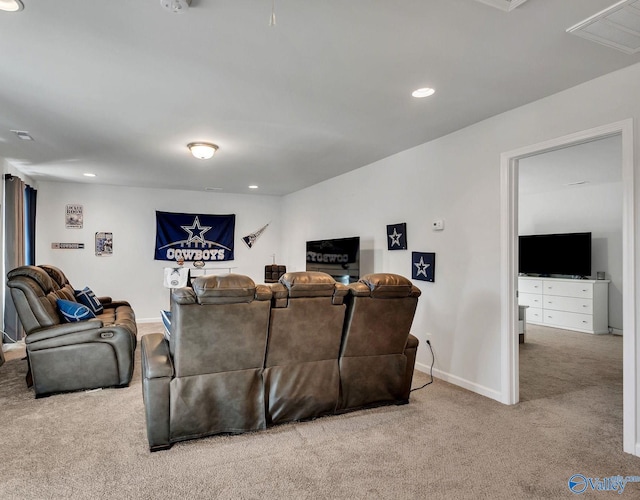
[248,185,259,189]
[0,0,24,12]
[412,88,435,98]
[83,173,96,177]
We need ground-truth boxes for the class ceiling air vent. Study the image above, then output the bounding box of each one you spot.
[474,0,529,12]
[567,0,640,54]
[11,129,33,140]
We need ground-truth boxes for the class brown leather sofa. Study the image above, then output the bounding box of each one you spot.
[6,265,137,397]
[265,272,348,425]
[142,273,273,451]
[141,271,420,451]
[339,273,421,411]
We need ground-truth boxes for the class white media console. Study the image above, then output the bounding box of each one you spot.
[518,276,610,334]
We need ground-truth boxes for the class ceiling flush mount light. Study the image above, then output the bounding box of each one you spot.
[83,173,96,178]
[160,0,191,14]
[0,0,24,12]
[188,142,218,159]
[248,185,259,189]
[412,88,435,98]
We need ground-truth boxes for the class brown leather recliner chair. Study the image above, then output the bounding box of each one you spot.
[6,265,137,397]
[338,273,421,411]
[264,272,348,425]
[141,274,272,451]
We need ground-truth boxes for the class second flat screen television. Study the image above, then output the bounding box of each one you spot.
[519,232,591,277]
[306,236,360,284]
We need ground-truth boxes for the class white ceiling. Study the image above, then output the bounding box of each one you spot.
[1,0,639,196]
[518,134,622,195]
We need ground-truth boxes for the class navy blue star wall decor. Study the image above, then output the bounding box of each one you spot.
[412,252,435,282]
[387,223,407,250]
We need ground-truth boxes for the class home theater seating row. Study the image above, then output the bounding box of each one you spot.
[6,265,137,398]
[141,271,421,451]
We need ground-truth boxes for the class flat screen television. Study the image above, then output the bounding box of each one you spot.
[519,232,592,278]
[306,236,360,284]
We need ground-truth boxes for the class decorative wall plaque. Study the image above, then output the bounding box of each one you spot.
[65,204,83,229]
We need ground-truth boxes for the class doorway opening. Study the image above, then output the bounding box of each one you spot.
[500,119,636,455]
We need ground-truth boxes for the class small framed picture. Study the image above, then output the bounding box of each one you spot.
[95,232,113,256]
[65,204,83,229]
[387,223,407,250]
[412,252,435,282]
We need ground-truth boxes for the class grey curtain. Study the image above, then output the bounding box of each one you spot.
[4,175,26,342]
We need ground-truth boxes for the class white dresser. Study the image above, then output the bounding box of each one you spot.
[518,276,610,334]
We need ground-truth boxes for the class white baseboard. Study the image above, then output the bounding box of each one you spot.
[415,361,503,403]
[136,317,162,324]
[611,328,623,336]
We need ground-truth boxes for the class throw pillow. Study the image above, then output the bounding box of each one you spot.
[57,299,96,323]
[75,287,104,315]
[161,310,172,340]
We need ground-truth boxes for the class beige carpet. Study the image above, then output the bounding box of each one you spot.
[1,324,639,499]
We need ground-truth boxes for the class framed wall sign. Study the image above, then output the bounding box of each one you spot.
[95,232,113,256]
[65,204,83,229]
[387,222,407,250]
[52,243,85,250]
[412,251,435,282]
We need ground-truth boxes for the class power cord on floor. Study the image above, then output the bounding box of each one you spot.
[1,329,25,353]
[411,339,434,392]
[2,329,18,343]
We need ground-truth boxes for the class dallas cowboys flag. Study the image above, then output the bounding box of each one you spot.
[412,251,435,282]
[155,211,235,262]
[387,222,407,250]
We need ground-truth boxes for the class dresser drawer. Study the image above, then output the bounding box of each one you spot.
[543,310,593,331]
[525,307,543,324]
[543,280,593,299]
[543,295,593,315]
[518,279,543,294]
[519,292,543,308]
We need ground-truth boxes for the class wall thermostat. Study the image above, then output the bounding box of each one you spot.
[432,220,444,231]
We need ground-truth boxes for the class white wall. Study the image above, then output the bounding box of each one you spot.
[35,182,282,320]
[519,182,623,331]
[281,61,640,403]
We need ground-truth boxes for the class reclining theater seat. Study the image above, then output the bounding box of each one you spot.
[265,272,348,425]
[141,274,272,451]
[6,265,137,398]
[338,273,421,411]
[39,264,137,335]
